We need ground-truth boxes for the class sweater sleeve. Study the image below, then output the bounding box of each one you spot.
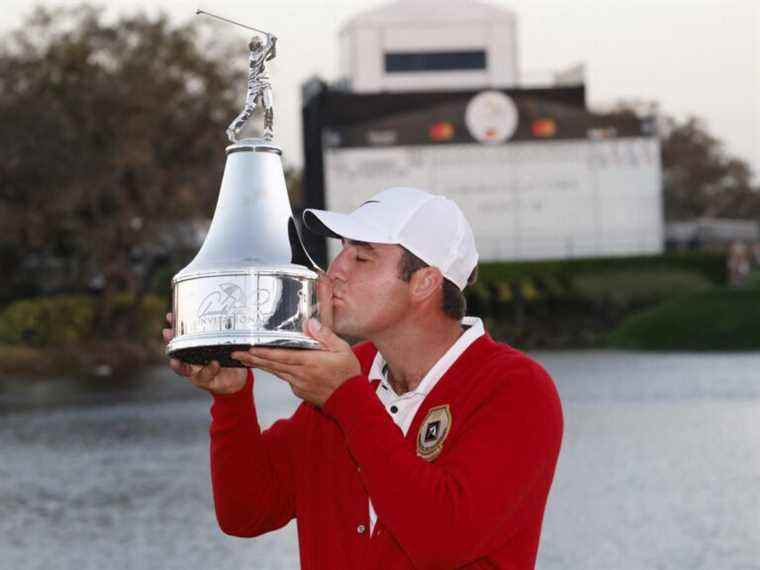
[209,369,306,537]
[322,359,563,568]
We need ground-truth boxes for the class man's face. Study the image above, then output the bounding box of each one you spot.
[326,240,411,338]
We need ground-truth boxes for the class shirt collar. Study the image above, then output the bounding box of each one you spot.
[368,316,485,397]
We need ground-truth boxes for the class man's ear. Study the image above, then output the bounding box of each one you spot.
[410,267,444,304]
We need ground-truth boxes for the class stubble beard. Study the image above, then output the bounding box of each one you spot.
[331,306,363,340]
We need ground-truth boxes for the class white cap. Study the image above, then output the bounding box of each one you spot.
[303,187,478,290]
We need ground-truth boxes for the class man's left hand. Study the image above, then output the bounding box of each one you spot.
[231,319,361,407]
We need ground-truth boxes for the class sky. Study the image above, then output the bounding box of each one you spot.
[2,0,759,180]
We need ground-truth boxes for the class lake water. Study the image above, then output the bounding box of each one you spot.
[1,351,758,569]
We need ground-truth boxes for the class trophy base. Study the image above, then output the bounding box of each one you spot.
[171,344,251,368]
[168,264,321,367]
[168,337,321,368]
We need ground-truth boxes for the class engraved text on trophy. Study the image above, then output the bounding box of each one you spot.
[193,281,275,333]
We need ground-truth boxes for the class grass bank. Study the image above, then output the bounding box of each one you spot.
[608,287,760,351]
[0,293,167,377]
[0,340,164,377]
[465,252,726,349]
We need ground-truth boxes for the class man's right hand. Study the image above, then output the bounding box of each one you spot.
[163,313,248,395]
[316,271,335,331]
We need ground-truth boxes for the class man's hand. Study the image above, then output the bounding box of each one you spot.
[316,271,335,331]
[231,318,361,407]
[229,271,358,406]
[163,313,247,395]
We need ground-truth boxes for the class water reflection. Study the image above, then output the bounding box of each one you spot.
[0,367,206,413]
[1,351,759,569]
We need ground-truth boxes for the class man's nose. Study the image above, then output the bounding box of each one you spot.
[327,247,351,281]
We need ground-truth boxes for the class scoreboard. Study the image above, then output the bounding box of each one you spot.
[303,84,663,263]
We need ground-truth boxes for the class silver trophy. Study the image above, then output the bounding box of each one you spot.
[167,12,321,367]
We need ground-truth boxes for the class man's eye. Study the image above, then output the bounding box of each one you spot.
[356,256,369,263]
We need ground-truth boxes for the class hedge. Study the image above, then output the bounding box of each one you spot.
[608,288,760,350]
[475,251,727,287]
[465,253,723,321]
[0,294,167,347]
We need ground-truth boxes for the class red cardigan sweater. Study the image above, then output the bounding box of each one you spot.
[209,333,563,569]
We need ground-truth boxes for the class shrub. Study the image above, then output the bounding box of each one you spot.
[571,269,714,312]
[464,283,490,317]
[136,294,169,341]
[743,269,760,290]
[476,251,727,287]
[0,293,168,347]
[0,295,96,346]
[608,288,760,350]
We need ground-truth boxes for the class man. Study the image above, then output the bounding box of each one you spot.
[164,187,563,569]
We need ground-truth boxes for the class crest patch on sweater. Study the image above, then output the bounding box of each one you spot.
[417,405,451,461]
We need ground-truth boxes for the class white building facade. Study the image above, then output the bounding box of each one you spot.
[339,0,519,93]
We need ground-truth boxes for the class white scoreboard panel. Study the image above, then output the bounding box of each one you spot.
[323,137,663,262]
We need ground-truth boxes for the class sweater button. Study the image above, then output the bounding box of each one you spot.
[356,524,367,534]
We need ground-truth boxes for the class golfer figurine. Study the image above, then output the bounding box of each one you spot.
[226,33,277,143]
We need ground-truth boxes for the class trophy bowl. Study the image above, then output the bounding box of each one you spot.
[168,264,319,367]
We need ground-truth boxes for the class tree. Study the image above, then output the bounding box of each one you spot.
[0,5,251,336]
[609,100,759,221]
[660,116,759,221]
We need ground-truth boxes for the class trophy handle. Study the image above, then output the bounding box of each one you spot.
[288,216,325,274]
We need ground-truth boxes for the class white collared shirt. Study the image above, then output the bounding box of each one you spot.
[366,316,485,532]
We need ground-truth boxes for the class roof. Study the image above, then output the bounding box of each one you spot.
[341,0,516,30]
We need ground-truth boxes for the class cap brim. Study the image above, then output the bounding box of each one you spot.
[303,209,393,244]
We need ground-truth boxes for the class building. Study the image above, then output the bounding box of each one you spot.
[339,0,518,93]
